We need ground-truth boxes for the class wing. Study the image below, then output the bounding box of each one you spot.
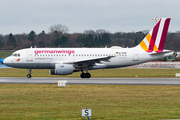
[63,56,114,69]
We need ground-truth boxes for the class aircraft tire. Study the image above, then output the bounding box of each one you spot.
[80,73,91,78]
[27,74,31,78]
[80,73,86,78]
[85,73,91,78]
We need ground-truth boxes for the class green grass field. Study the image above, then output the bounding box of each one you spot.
[0,84,180,120]
[0,51,12,58]
[0,68,180,119]
[0,68,179,78]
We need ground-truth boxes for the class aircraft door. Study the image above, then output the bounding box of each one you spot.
[27,50,33,61]
[133,50,139,61]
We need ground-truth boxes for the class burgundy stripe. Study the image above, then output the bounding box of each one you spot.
[157,18,171,52]
[148,19,161,52]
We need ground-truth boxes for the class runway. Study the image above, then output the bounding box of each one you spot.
[0,77,180,85]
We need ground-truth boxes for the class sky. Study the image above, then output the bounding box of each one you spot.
[0,0,180,35]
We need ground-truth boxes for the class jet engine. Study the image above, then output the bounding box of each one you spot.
[49,64,73,75]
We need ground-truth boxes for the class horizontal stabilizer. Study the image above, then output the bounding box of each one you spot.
[149,50,173,56]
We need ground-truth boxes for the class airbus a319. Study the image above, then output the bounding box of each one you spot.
[3,18,173,78]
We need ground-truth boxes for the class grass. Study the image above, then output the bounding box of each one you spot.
[0,68,179,78]
[0,51,12,58]
[0,84,180,119]
[0,68,180,119]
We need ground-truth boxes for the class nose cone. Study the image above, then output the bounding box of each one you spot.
[3,58,9,65]
[0,58,4,64]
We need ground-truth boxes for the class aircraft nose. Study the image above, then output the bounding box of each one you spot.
[3,58,9,65]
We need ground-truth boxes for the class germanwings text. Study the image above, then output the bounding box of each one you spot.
[34,50,75,55]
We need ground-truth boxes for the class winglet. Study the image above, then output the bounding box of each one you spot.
[139,18,171,53]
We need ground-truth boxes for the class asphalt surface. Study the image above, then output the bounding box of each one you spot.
[0,77,180,85]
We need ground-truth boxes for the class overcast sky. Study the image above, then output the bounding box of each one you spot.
[0,0,180,35]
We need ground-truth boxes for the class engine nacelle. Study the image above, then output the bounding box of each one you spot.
[49,64,73,75]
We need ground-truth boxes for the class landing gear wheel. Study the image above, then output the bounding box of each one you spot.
[80,73,91,78]
[27,69,32,78]
[80,73,86,78]
[85,73,91,78]
[27,74,31,78]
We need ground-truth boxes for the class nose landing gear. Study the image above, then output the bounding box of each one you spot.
[27,69,32,78]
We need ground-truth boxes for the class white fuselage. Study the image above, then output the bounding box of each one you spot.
[3,46,173,70]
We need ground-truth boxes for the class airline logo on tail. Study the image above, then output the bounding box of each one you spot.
[140,18,171,53]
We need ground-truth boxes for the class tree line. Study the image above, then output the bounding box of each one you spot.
[0,24,180,51]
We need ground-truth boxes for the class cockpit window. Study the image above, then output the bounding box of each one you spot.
[11,53,20,57]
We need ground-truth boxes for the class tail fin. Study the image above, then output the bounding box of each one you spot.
[139,18,171,53]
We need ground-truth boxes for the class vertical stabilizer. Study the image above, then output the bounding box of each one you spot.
[139,18,171,53]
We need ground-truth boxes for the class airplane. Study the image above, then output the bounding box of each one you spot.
[3,18,173,78]
[0,58,4,65]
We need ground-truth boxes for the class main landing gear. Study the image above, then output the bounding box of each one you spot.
[80,73,91,78]
[80,68,91,78]
[27,69,32,78]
